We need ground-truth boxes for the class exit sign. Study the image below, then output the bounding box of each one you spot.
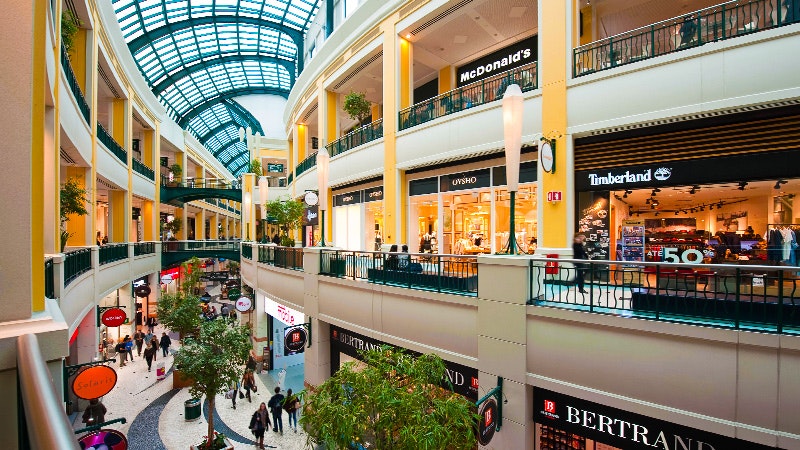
[546,191,562,202]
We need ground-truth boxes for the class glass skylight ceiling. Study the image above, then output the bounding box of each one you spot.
[113,0,320,175]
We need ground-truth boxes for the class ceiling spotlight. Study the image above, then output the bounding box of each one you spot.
[651,188,661,196]
[775,180,787,189]
[623,189,631,198]
[689,186,698,195]
[718,202,723,208]
[674,211,679,215]
[654,212,660,216]
[738,182,748,190]
[651,199,659,206]
[650,203,656,209]
[709,204,714,210]
[645,198,651,204]
[700,206,705,211]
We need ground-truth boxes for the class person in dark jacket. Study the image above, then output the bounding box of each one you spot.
[159,332,171,357]
[114,340,127,367]
[133,330,145,356]
[82,398,106,425]
[268,387,285,434]
[143,342,156,371]
[272,234,281,245]
[249,402,270,449]
[572,233,589,294]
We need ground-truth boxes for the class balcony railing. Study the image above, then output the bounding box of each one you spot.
[399,62,538,131]
[60,45,90,123]
[257,245,304,270]
[326,119,384,157]
[162,240,241,252]
[133,241,155,256]
[63,248,91,286]
[530,258,800,335]
[97,123,127,163]
[320,250,478,296]
[242,243,253,260]
[574,0,799,77]
[160,175,240,189]
[287,173,294,185]
[45,258,54,299]
[99,243,128,265]
[294,152,318,178]
[133,158,155,180]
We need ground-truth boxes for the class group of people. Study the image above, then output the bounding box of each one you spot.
[95,231,109,246]
[111,330,171,371]
[248,387,301,448]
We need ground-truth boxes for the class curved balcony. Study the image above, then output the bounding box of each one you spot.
[97,123,127,164]
[60,45,90,123]
[133,158,155,181]
[574,0,799,77]
[399,63,537,131]
[326,119,383,157]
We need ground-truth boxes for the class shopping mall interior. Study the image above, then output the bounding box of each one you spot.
[2,0,800,448]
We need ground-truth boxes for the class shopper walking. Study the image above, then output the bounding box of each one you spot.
[226,380,240,410]
[159,332,171,357]
[150,336,159,360]
[133,330,144,356]
[146,316,157,334]
[572,233,589,294]
[114,340,127,367]
[249,403,270,449]
[283,388,300,433]
[143,341,156,371]
[82,398,107,425]
[268,387,285,434]
[246,350,257,372]
[242,370,256,403]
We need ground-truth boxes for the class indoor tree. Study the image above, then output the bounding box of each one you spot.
[249,158,262,176]
[60,176,89,251]
[301,346,479,450]
[266,197,305,246]
[156,257,204,338]
[343,91,372,127]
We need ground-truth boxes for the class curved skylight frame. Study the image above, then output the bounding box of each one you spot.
[112,0,320,175]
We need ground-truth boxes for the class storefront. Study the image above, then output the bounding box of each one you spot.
[532,387,782,450]
[408,160,538,255]
[261,293,306,375]
[331,184,384,251]
[328,325,479,401]
[574,104,800,265]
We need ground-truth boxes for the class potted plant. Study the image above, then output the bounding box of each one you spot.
[60,177,89,251]
[248,158,262,176]
[191,431,234,450]
[170,163,183,186]
[343,91,372,127]
[267,197,304,246]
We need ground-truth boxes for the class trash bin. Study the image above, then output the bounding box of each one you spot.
[156,361,166,381]
[184,398,201,421]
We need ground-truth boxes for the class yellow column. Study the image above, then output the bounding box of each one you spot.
[174,208,185,240]
[153,122,162,239]
[64,167,89,245]
[288,138,295,197]
[110,190,126,243]
[243,173,256,241]
[112,98,126,144]
[142,200,155,241]
[30,0,47,311]
[539,0,570,250]
[70,29,88,92]
[297,124,308,161]
[370,103,382,120]
[210,213,219,239]
[399,36,412,109]
[327,90,339,142]
[438,66,453,93]
[143,129,154,169]
[382,27,409,244]
[196,209,205,240]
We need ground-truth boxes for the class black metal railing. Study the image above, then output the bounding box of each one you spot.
[44,258,54,299]
[160,175,240,189]
[63,248,91,286]
[287,173,294,185]
[60,45,90,123]
[294,152,318,178]
[529,258,800,335]
[320,250,478,296]
[133,241,155,256]
[133,158,155,180]
[242,243,253,260]
[573,0,799,77]
[97,123,127,163]
[98,243,128,265]
[399,62,537,131]
[257,245,304,270]
[162,240,241,252]
[326,119,384,157]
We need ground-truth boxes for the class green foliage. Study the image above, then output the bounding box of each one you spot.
[61,10,80,53]
[266,197,305,239]
[343,91,372,125]
[60,177,88,223]
[170,163,183,178]
[301,346,479,450]
[163,219,182,238]
[249,158,262,175]
[176,319,251,449]
[156,258,204,337]
[197,431,227,450]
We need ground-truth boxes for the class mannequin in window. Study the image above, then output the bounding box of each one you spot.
[375,231,382,251]
[420,230,434,253]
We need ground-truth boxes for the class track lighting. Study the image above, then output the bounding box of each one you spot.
[717,202,723,208]
[775,180,787,189]
[674,211,679,215]
[623,189,631,198]
[689,185,700,195]
[645,198,651,204]
[654,212,660,216]
[651,199,659,206]
[651,188,660,196]
[709,204,714,210]
[738,182,748,190]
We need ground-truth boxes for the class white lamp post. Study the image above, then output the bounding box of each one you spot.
[316,148,330,246]
[259,176,269,243]
[502,84,524,254]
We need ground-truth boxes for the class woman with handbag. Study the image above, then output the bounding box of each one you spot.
[283,388,300,433]
[249,402,270,449]
[242,370,256,402]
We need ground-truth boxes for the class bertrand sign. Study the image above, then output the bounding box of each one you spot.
[533,387,783,450]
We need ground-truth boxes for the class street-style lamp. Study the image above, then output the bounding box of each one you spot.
[502,84,524,254]
[259,176,269,243]
[243,191,251,241]
[316,148,330,246]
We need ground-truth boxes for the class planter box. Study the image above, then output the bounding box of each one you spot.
[190,437,234,450]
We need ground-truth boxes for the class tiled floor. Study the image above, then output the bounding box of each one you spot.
[71,325,312,449]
